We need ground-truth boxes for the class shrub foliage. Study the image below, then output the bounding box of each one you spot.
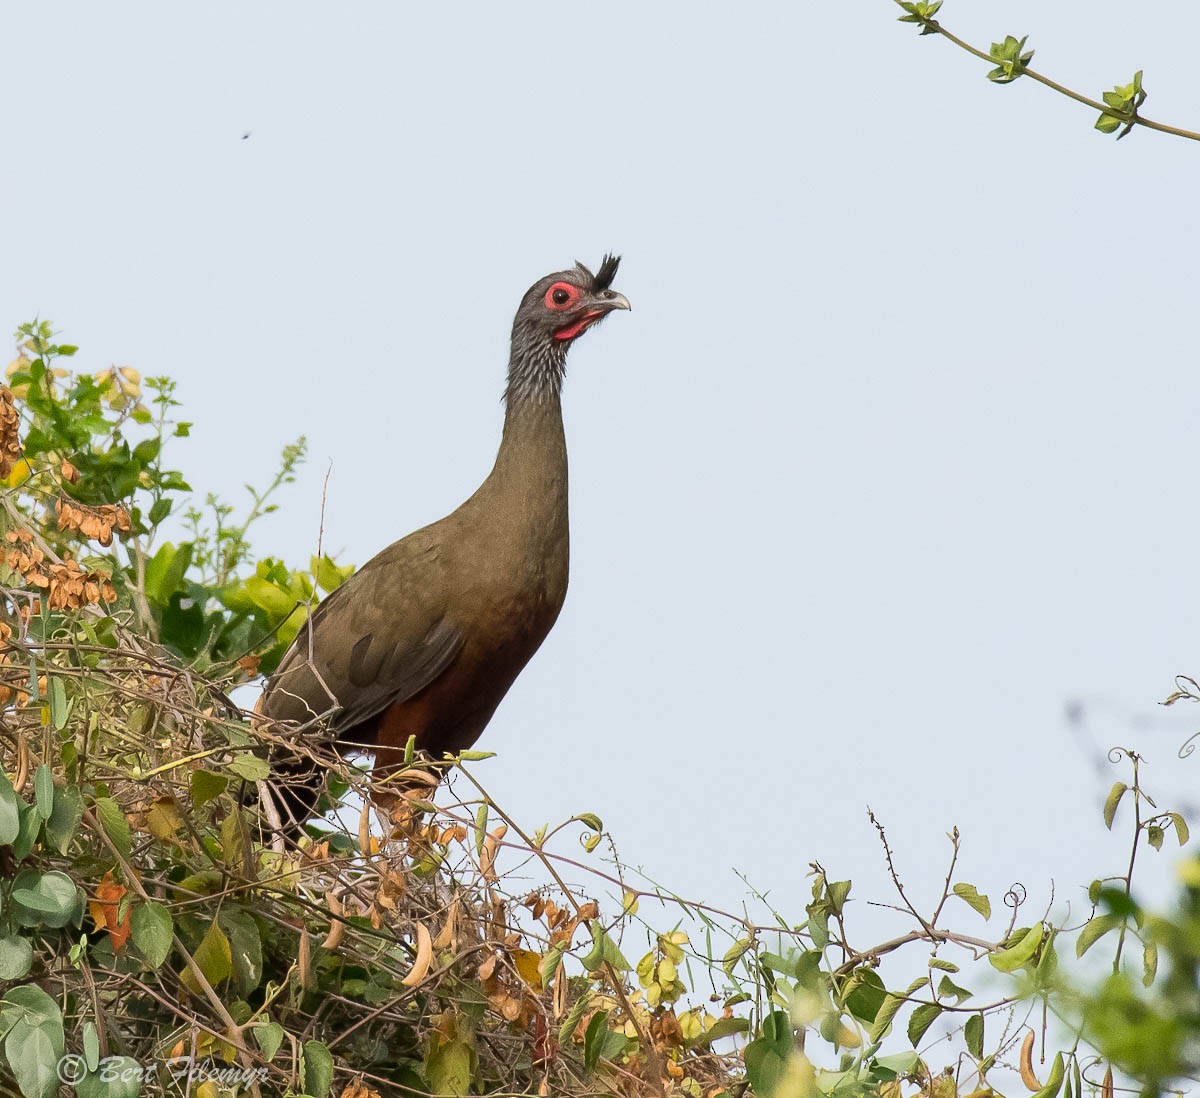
[0,322,1193,1097]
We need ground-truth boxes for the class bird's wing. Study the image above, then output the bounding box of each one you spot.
[261,532,463,739]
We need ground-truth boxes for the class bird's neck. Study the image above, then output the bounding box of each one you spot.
[495,334,569,466]
[503,328,567,407]
[495,376,567,481]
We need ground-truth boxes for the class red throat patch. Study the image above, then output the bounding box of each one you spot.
[553,310,604,342]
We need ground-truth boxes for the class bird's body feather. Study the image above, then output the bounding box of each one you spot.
[257,256,627,829]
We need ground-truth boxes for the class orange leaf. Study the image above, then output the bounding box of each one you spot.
[93,871,131,952]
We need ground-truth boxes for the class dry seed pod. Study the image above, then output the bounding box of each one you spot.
[401,922,433,987]
[321,890,346,951]
[1018,1030,1041,1091]
[433,899,459,950]
[480,824,508,881]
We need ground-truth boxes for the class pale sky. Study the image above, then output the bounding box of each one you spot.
[6,2,1200,957]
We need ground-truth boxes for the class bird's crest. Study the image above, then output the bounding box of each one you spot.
[575,254,621,291]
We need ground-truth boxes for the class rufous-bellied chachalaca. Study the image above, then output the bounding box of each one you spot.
[258,255,630,831]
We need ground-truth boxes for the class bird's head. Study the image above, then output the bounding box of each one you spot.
[507,255,630,404]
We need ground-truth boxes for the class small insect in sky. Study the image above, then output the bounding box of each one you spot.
[241,132,251,140]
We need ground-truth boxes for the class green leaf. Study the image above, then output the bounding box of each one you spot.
[310,554,352,593]
[869,992,904,1044]
[539,944,565,988]
[1147,825,1165,851]
[827,879,851,913]
[2,984,62,1028]
[47,677,69,732]
[242,574,298,618]
[180,920,231,994]
[147,498,172,526]
[472,803,488,856]
[45,786,83,853]
[807,911,829,950]
[1143,938,1159,987]
[986,34,1034,84]
[4,1018,63,1098]
[722,937,752,976]
[557,991,592,1045]
[0,938,32,981]
[936,974,971,1003]
[227,754,269,782]
[254,1021,285,1061]
[896,0,942,26]
[876,1051,921,1079]
[581,921,630,973]
[583,1010,609,1073]
[573,812,603,833]
[965,1012,984,1058]
[219,908,263,995]
[300,1039,334,1098]
[1103,782,1128,829]
[845,969,887,1023]
[33,766,54,821]
[0,772,24,844]
[1169,812,1190,846]
[743,1012,792,1097]
[13,871,80,927]
[82,1021,100,1072]
[12,803,40,862]
[696,1015,750,1046]
[130,902,173,970]
[143,542,193,605]
[190,770,227,808]
[426,1038,473,1097]
[76,1057,142,1098]
[1076,913,1121,958]
[952,883,991,920]
[907,1002,942,1046]
[94,797,131,859]
[927,958,959,972]
[132,437,161,465]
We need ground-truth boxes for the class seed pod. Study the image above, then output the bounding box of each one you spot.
[1019,1030,1041,1091]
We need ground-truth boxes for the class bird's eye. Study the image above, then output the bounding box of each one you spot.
[545,283,577,310]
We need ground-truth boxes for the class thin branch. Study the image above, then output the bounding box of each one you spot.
[895,3,1200,143]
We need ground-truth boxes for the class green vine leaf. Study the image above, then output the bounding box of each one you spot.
[1096,70,1147,138]
[952,882,992,920]
[897,0,943,34]
[987,35,1034,83]
[1103,782,1128,829]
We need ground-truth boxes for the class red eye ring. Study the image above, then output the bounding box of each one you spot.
[545,283,578,310]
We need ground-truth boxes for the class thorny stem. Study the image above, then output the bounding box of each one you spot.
[897,5,1200,143]
[868,808,944,943]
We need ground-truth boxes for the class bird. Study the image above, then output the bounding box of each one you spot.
[257,255,630,831]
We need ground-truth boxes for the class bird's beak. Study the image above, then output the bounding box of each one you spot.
[602,292,631,312]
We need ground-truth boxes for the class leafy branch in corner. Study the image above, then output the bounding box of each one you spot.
[894,1,1200,142]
